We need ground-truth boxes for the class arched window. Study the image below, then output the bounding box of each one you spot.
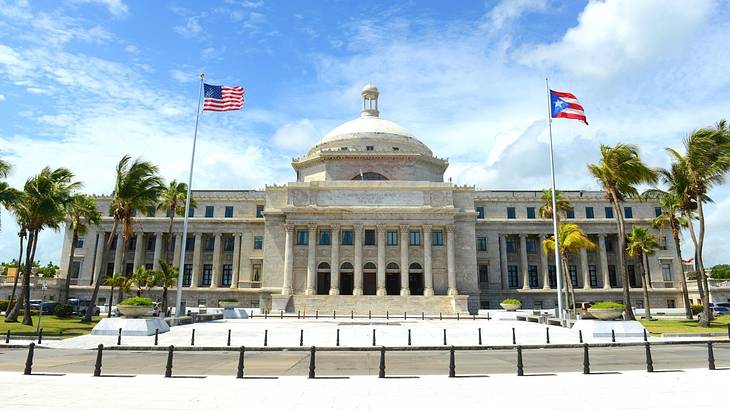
[386,262,399,270]
[351,172,388,181]
[363,262,377,270]
[317,262,330,271]
[340,262,354,271]
[409,262,422,271]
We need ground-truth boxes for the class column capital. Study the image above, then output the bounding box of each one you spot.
[399,224,409,233]
[422,224,432,231]
[519,233,527,238]
[376,223,385,232]
[446,224,456,233]
[331,223,340,231]
[215,232,222,238]
[354,223,363,232]
[308,223,317,233]
[285,223,295,233]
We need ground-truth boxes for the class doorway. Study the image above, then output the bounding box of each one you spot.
[317,262,330,295]
[363,262,377,295]
[409,262,424,295]
[385,262,400,295]
[340,262,354,295]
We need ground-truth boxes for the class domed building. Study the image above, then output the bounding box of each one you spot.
[51,85,686,315]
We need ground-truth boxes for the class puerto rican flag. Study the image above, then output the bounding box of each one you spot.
[550,89,587,125]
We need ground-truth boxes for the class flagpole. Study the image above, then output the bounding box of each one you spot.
[546,77,565,321]
[175,72,205,318]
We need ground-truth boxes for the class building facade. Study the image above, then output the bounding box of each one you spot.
[57,85,688,314]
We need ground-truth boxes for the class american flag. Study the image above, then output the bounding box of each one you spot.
[550,89,587,125]
[203,83,244,112]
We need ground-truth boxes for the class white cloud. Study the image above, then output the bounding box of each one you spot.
[169,69,198,83]
[124,44,139,54]
[484,0,547,32]
[74,0,129,17]
[272,120,321,152]
[174,16,206,39]
[0,94,5,102]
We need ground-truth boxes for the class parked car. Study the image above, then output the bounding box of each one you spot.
[28,299,43,309]
[698,306,730,321]
[67,298,100,316]
[39,302,60,315]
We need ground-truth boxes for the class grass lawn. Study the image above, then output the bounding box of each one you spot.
[641,315,730,335]
[0,314,101,338]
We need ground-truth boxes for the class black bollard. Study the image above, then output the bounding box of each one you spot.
[336,329,340,347]
[546,327,550,344]
[165,345,174,378]
[315,310,319,320]
[351,310,354,320]
[117,328,122,346]
[421,312,425,320]
[94,344,103,377]
[478,328,482,345]
[708,341,716,370]
[264,329,268,346]
[449,345,456,378]
[37,328,43,345]
[23,342,35,375]
[644,342,654,372]
[404,312,407,321]
[578,329,583,344]
[308,346,316,379]
[227,329,232,347]
[369,310,372,320]
[191,329,195,346]
[280,310,283,319]
[643,329,648,342]
[439,312,442,321]
[512,328,516,345]
[265,310,268,320]
[443,329,447,345]
[154,328,159,346]
[236,346,245,379]
[611,329,616,343]
[378,346,386,378]
[487,312,490,321]
[372,329,376,346]
[473,314,476,321]
[333,310,336,320]
[457,313,460,321]
[297,310,301,320]
[386,311,389,320]
[516,346,524,376]
[408,329,412,346]
[300,329,304,346]
[583,344,590,375]
[5,330,9,344]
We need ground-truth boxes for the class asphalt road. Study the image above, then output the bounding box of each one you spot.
[1,344,728,377]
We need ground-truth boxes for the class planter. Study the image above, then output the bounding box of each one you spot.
[588,308,624,320]
[117,305,152,318]
[219,301,239,309]
[500,303,521,311]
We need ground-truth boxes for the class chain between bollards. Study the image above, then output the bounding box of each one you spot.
[707,341,716,370]
[448,345,456,377]
[165,345,174,378]
[94,344,103,377]
[516,345,524,376]
[378,346,386,378]
[23,342,35,375]
[644,342,653,372]
[236,346,245,379]
[308,346,316,379]
[583,344,590,375]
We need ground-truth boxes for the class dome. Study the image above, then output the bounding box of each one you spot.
[362,83,379,94]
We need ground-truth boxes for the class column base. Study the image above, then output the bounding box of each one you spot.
[542,286,550,290]
[353,288,363,296]
[423,288,434,296]
[376,288,386,296]
[447,288,458,296]
[229,284,238,289]
[521,286,530,290]
[210,284,218,289]
[400,288,411,296]
[281,287,293,295]
[304,288,314,295]
[329,288,340,295]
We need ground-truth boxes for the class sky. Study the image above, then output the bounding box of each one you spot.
[0,0,729,266]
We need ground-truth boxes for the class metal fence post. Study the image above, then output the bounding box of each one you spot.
[23,342,35,375]
[378,346,386,378]
[404,312,407,320]
[644,342,653,372]
[264,329,268,347]
[421,312,424,320]
[236,346,245,379]
[583,344,590,375]
[154,328,159,346]
[707,341,716,370]
[308,346,316,379]
[280,310,283,319]
[478,328,482,345]
[351,310,354,319]
[117,328,122,346]
[386,311,389,320]
[5,330,9,343]
[315,310,318,320]
[94,344,103,377]
[449,345,456,377]
[300,329,304,346]
[164,345,174,378]
[439,312,442,320]
[227,329,232,347]
[516,346,524,376]
[643,329,648,342]
[369,310,372,320]
[457,313,460,321]
[265,310,268,320]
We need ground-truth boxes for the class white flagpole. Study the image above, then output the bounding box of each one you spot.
[546,77,565,321]
[175,72,205,318]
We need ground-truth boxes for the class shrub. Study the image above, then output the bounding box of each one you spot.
[710,264,730,279]
[219,298,238,303]
[119,296,154,306]
[590,301,624,309]
[0,299,9,312]
[691,304,704,315]
[501,298,521,305]
[54,303,74,318]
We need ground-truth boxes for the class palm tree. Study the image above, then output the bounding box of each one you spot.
[588,144,657,320]
[157,180,196,263]
[154,260,178,317]
[131,266,155,296]
[104,273,128,318]
[539,189,571,221]
[83,155,163,323]
[60,194,101,303]
[5,167,81,325]
[666,121,730,327]
[644,164,694,319]
[626,226,660,320]
[543,223,596,316]
[5,226,26,319]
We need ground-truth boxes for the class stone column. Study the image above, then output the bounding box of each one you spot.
[540,234,549,289]
[282,224,294,295]
[354,224,364,295]
[153,233,163,271]
[93,231,106,284]
[399,224,410,296]
[446,224,458,296]
[191,233,202,288]
[211,233,222,288]
[599,234,610,289]
[330,224,340,295]
[499,234,508,290]
[133,232,144,271]
[423,225,434,296]
[305,224,317,295]
[580,246,590,289]
[172,233,182,269]
[113,232,123,275]
[520,234,529,289]
[231,233,241,289]
[375,224,385,296]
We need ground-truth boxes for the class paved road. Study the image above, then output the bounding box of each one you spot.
[1,344,728,377]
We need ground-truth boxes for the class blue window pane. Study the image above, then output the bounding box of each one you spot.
[341,230,353,245]
[476,206,485,219]
[566,207,575,219]
[205,206,214,218]
[624,206,633,219]
[585,207,594,219]
[605,207,614,218]
[224,206,234,218]
[507,207,516,219]
[526,207,535,219]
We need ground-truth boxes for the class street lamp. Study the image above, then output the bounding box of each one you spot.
[36,281,48,336]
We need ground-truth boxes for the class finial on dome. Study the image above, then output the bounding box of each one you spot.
[361,83,379,117]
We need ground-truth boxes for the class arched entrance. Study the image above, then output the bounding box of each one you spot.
[316,262,330,295]
[363,262,377,295]
[385,262,401,295]
[409,262,424,295]
[340,262,354,295]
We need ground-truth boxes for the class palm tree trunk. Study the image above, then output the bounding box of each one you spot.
[61,231,78,303]
[561,256,574,318]
[640,252,651,320]
[166,214,174,263]
[672,225,692,319]
[611,194,635,320]
[686,211,711,327]
[83,220,118,323]
[161,286,168,317]
[107,285,114,318]
[5,233,25,321]
[695,197,712,326]
[21,230,38,326]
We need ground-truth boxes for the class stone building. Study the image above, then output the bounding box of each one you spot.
[57,84,686,314]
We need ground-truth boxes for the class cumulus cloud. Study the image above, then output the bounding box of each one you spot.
[272,120,322,152]
[483,0,547,32]
[73,0,129,17]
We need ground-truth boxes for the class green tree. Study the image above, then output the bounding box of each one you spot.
[131,266,155,296]
[61,194,101,302]
[539,189,571,221]
[104,273,129,318]
[83,155,163,323]
[153,260,178,317]
[588,143,657,320]
[710,264,730,279]
[626,226,660,320]
[157,180,196,263]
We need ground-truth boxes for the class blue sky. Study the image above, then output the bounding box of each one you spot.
[1,0,730,266]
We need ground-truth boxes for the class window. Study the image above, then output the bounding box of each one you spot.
[252,264,261,282]
[409,230,421,246]
[204,236,215,251]
[526,207,536,219]
[608,265,618,287]
[224,206,234,218]
[188,207,195,217]
[253,236,263,250]
[145,263,153,270]
[205,206,214,218]
[222,264,232,286]
[507,207,516,219]
[549,265,557,288]
[506,237,516,253]
[166,208,174,218]
[223,237,235,251]
[70,261,81,279]
[201,264,212,286]
[477,237,487,251]
[341,229,353,245]
[604,207,613,219]
[296,229,308,245]
[76,237,85,248]
[476,206,485,219]
[183,264,192,286]
[655,207,662,217]
[528,265,539,288]
[585,207,594,219]
[569,265,578,287]
[185,236,195,252]
[605,238,614,252]
[319,229,331,245]
[526,238,537,254]
[125,263,133,276]
[146,236,155,251]
[366,145,374,151]
[387,230,398,246]
[566,207,575,219]
[432,229,444,246]
[146,207,155,217]
[628,265,638,287]
[660,236,667,250]
[508,265,519,288]
[127,237,137,251]
[106,262,114,276]
[589,265,598,288]
[667,299,676,309]
[110,235,117,250]
[624,206,633,219]
[479,264,489,282]
[256,205,264,218]
[364,229,376,245]
[662,263,672,281]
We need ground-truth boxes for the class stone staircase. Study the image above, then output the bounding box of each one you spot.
[284,295,467,315]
